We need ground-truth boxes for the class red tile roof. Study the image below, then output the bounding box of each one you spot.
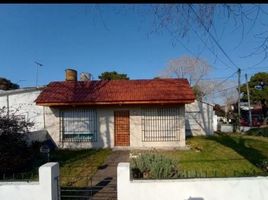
[35,78,195,106]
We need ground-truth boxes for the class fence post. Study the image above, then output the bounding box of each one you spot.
[39,162,60,200]
[118,163,131,200]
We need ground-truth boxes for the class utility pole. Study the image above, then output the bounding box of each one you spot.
[35,61,43,87]
[237,68,241,131]
[245,73,252,126]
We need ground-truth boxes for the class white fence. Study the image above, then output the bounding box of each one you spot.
[0,162,60,200]
[118,163,268,200]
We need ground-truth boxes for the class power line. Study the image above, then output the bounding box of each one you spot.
[242,66,268,70]
[206,86,237,96]
[192,29,234,70]
[200,75,237,80]
[206,71,237,94]
[189,4,240,70]
[189,4,242,130]
[175,5,234,70]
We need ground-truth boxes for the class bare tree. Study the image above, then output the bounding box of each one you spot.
[221,88,238,106]
[202,79,238,104]
[148,4,268,63]
[158,55,240,103]
[87,5,268,63]
[160,55,213,86]
[220,87,239,123]
[195,79,221,100]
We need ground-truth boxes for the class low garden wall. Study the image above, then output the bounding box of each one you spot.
[220,124,234,133]
[118,162,268,200]
[0,162,59,200]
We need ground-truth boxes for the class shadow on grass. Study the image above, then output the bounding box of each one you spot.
[245,127,268,137]
[207,135,267,169]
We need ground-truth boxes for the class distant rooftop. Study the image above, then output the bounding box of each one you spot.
[0,86,46,96]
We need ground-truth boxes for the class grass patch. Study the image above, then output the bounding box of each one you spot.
[50,149,112,187]
[2,148,112,187]
[131,135,268,178]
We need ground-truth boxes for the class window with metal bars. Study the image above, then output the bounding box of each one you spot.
[60,109,97,142]
[142,107,180,142]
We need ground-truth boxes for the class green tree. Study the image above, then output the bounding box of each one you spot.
[0,77,19,90]
[98,71,129,80]
[240,72,268,103]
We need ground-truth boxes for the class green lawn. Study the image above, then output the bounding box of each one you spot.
[8,134,268,184]
[0,148,112,187]
[131,135,268,178]
[49,149,112,186]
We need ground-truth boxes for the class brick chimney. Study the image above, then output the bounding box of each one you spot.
[65,69,77,81]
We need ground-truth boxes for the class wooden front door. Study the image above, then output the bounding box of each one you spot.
[114,110,130,146]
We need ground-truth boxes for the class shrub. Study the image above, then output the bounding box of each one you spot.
[131,153,178,179]
[258,160,268,173]
[0,107,34,173]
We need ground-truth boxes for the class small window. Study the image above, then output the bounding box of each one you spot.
[142,107,180,142]
[60,109,97,142]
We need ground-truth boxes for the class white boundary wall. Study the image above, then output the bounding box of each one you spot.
[118,163,268,200]
[0,162,60,200]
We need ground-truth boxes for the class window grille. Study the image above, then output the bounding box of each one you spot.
[60,109,97,142]
[142,107,180,142]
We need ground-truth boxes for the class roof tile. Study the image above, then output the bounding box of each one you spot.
[35,78,195,105]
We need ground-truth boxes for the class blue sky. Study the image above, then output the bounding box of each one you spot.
[0,4,267,91]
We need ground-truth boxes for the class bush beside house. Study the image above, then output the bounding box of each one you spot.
[0,107,36,173]
[131,153,178,179]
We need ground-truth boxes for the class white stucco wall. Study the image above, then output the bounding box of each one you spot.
[129,106,185,148]
[0,88,47,142]
[45,105,185,149]
[0,162,60,200]
[185,100,214,136]
[118,162,268,200]
[0,89,44,131]
[213,115,218,132]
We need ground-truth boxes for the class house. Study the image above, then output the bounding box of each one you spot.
[34,69,195,149]
[185,100,215,136]
[0,87,47,142]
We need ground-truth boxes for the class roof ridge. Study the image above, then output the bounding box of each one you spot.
[49,78,189,83]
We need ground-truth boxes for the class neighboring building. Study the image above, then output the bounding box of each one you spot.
[241,103,266,127]
[0,87,47,142]
[34,70,195,149]
[185,100,215,136]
